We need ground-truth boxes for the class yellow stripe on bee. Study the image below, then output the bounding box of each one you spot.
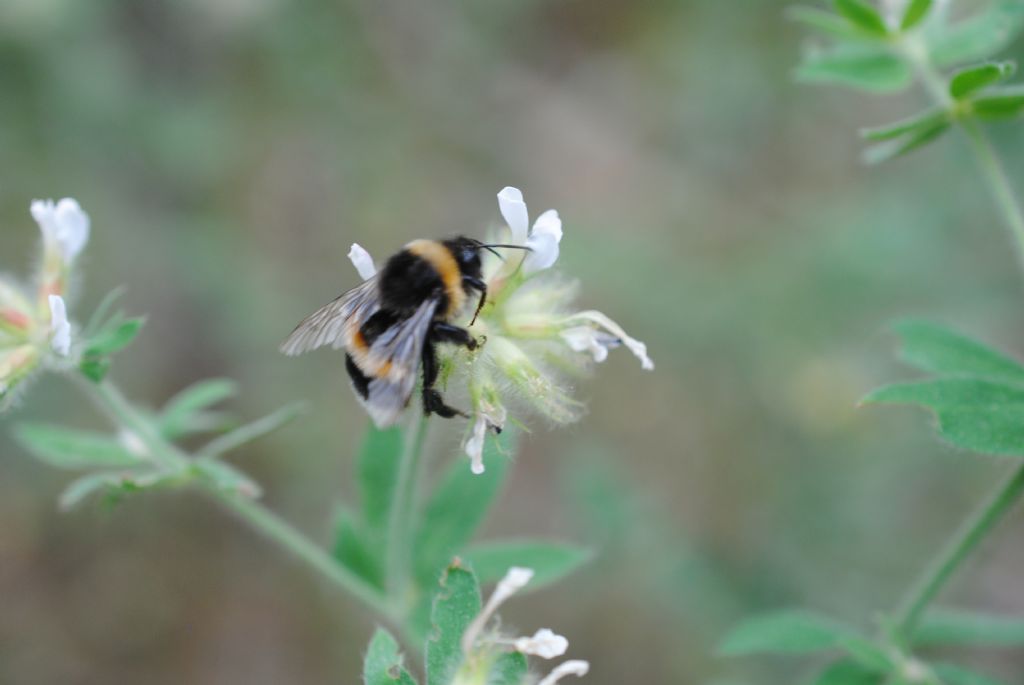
[406,239,465,317]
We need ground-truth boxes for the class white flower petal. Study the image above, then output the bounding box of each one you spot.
[514,628,569,659]
[538,660,590,685]
[347,243,377,280]
[465,415,488,475]
[48,295,71,357]
[32,198,90,263]
[560,326,612,363]
[523,209,562,272]
[498,186,530,244]
[461,566,535,655]
[54,198,90,260]
[563,310,654,370]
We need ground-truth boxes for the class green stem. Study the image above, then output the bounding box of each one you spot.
[385,414,430,610]
[883,39,1024,639]
[76,377,394,619]
[961,118,1024,264]
[893,463,1024,639]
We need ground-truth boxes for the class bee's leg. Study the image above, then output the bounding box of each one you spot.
[463,276,487,326]
[421,338,468,419]
[431,322,480,350]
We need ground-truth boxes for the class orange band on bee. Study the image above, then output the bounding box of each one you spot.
[405,239,465,317]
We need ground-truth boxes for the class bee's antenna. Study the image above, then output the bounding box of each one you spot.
[482,243,533,251]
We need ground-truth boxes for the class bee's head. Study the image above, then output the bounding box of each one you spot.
[444,236,533,281]
[444,236,486,280]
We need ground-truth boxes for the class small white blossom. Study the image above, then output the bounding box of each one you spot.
[514,629,569,659]
[32,198,90,264]
[497,187,562,273]
[48,295,71,357]
[348,243,377,280]
[461,566,535,654]
[538,660,590,685]
[464,402,506,475]
[561,310,654,371]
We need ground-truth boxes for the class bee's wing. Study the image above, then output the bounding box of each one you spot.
[360,296,441,428]
[280,278,380,357]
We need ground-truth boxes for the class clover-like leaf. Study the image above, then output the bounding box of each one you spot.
[833,0,889,36]
[796,47,912,92]
[860,108,949,141]
[972,86,1024,119]
[14,423,144,469]
[889,321,1024,383]
[364,628,418,685]
[913,609,1024,648]
[426,563,481,685]
[950,62,1017,100]
[929,0,1024,68]
[900,0,933,31]
[719,610,858,656]
[862,119,951,164]
[787,6,884,41]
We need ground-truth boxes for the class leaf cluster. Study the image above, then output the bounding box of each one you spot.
[791,0,1024,163]
[720,608,1023,684]
[334,427,590,640]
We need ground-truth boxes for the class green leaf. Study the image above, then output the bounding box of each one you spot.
[787,7,883,41]
[933,663,1009,685]
[364,628,417,685]
[796,47,912,92]
[934,404,1024,455]
[463,540,592,591]
[837,636,892,672]
[84,318,145,357]
[195,401,307,459]
[891,321,1024,382]
[160,378,238,438]
[488,652,529,685]
[860,108,949,141]
[950,62,1017,99]
[358,426,405,536]
[863,378,1024,408]
[972,86,1024,119]
[930,0,1024,68]
[718,610,857,656]
[862,119,950,164]
[333,509,384,590]
[426,563,481,685]
[833,0,889,35]
[195,459,262,498]
[811,660,885,685]
[413,432,513,586]
[913,609,1024,647]
[900,0,933,31]
[14,423,143,469]
[59,467,191,510]
[79,358,111,383]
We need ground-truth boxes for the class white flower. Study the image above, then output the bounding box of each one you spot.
[514,628,569,659]
[348,243,377,280]
[497,187,562,273]
[538,660,590,685]
[31,198,90,263]
[560,310,654,371]
[464,402,506,475]
[48,295,71,357]
[461,566,535,654]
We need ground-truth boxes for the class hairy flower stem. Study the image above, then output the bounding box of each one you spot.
[385,414,430,612]
[74,376,395,620]
[888,39,1024,641]
[894,463,1024,639]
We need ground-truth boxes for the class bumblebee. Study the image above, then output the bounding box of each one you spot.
[281,237,523,428]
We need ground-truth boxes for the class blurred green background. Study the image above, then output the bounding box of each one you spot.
[3,1,1024,683]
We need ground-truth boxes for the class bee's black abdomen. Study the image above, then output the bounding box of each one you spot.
[360,309,400,346]
[379,249,448,315]
[345,353,371,399]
